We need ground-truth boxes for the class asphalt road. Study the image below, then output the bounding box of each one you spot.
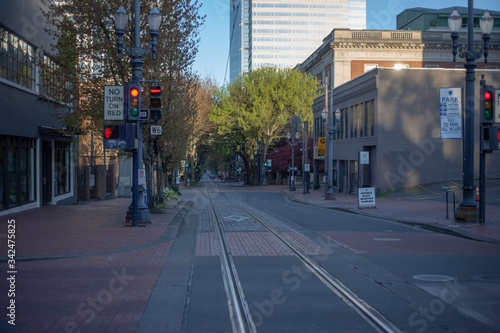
[162,179,500,332]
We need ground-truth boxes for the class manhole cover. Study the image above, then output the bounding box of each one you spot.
[474,275,500,282]
[413,275,454,282]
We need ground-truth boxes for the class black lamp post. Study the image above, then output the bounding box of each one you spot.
[287,131,299,191]
[322,108,341,200]
[114,1,161,226]
[448,4,493,221]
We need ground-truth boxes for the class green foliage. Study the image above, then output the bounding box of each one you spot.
[209,66,320,184]
[162,187,180,200]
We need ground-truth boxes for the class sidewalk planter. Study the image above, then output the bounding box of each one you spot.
[165,198,179,207]
[163,187,181,207]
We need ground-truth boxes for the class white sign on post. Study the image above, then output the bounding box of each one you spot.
[103,86,125,121]
[138,169,146,186]
[358,187,376,208]
[495,90,500,124]
[440,87,462,139]
[359,151,369,165]
[151,125,162,136]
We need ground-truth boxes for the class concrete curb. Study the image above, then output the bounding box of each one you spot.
[282,191,500,245]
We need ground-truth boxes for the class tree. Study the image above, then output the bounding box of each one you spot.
[210,66,320,185]
[43,0,205,208]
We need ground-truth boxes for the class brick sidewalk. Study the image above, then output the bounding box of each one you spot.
[0,199,187,332]
[250,183,500,243]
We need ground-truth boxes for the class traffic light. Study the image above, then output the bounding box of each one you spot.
[149,85,162,121]
[480,125,499,152]
[103,124,137,150]
[481,84,495,123]
[127,82,141,121]
[104,125,120,139]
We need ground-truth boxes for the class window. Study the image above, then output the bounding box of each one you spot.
[0,27,36,90]
[0,136,36,210]
[369,100,375,136]
[54,141,71,196]
[43,55,72,103]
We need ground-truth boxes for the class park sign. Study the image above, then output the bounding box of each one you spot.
[439,87,462,139]
[103,85,125,121]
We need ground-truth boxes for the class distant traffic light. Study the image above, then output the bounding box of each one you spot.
[127,82,141,121]
[481,84,495,123]
[150,85,162,121]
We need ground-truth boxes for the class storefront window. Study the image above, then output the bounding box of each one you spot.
[54,141,71,196]
[0,136,36,210]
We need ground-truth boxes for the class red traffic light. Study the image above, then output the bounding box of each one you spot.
[484,91,492,101]
[149,85,162,111]
[150,86,161,95]
[130,87,139,97]
[104,126,119,139]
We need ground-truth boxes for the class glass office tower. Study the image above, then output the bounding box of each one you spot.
[229,0,366,83]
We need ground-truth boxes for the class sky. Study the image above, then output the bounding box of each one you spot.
[192,0,499,86]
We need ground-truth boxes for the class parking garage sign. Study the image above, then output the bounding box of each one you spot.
[440,87,462,139]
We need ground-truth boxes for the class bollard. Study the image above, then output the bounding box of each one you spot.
[445,190,456,219]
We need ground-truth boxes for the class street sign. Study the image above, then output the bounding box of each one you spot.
[318,137,325,149]
[138,169,146,186]
[288,166,298,172]
[358,187,376,208]
[439,87,463,139]
[267,159,272,167]
[151,125,162,136]
[359,151,369,165]
[140,109,149,120]
[495,90,500,124]
[103,85,125,121]
[318,137,325,157]
[304,163,310,172]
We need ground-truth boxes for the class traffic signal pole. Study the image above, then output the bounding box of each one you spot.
[128,0,151,225]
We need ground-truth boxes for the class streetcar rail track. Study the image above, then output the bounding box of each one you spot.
[209,182,402,333]
[207,183,257,333]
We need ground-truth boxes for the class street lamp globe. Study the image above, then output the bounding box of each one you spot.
[286,132,291,140]
[114,6,128,32]
[480,9,494,35]
[321,108,327,120]
[148,7,162,32]
[448,8,462,33]
[335,108,341,120]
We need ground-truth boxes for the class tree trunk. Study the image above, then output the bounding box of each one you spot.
[156,141,164,204]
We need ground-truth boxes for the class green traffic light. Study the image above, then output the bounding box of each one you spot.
[130,107,138,116]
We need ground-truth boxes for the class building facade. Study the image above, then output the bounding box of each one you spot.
[0,0,78,215]
[397,7,500,32]
[297,10,500,193]
[229,0,366,82]
[323,68,500,194]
